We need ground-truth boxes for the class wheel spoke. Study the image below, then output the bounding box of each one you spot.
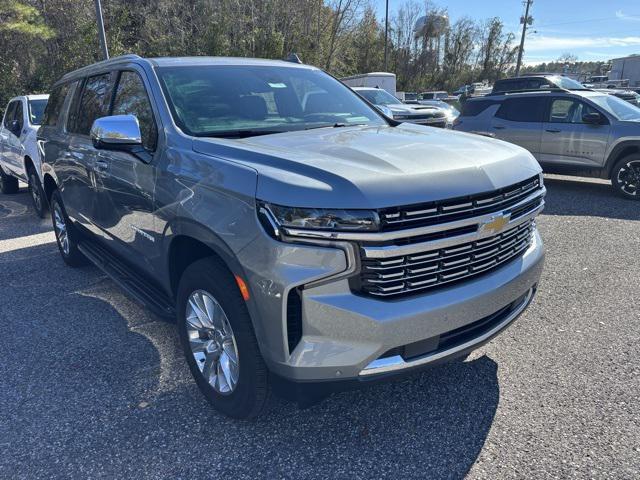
[185,290,240,395]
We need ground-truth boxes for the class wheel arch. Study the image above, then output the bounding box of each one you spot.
[604,141,640,178]
[42,173,58,204]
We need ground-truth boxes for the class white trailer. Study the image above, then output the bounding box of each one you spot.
[340,72,397,96]
[609,55,640,88]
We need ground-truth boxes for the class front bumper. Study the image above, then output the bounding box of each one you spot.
[237,225,544,383]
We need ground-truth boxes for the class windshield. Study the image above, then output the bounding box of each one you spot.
[589,94,640,121]
[552,76,586,90]
[356,89,402,106]
[157,65,386,137]
[28,99,48,125]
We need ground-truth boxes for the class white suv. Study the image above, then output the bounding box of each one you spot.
[0,94,49,216]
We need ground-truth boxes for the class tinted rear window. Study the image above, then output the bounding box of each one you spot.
[495,97,546,122]
[460,100,499,117]
[42,84,71,127]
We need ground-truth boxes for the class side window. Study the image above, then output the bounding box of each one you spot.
[71,73,112,135]
[460,100,499,117]
[3,101,17,128]
[14,101,24,131]
[495,97,546,122]
[549,98,598,124]
[111,71,158,151]
[43,83,71,127]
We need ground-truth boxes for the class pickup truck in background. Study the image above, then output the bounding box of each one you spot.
[0,94,49,217]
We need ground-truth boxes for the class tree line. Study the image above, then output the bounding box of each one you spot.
[1,0,540,113]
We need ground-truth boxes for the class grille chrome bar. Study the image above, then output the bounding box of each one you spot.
[361,197,542,259]
[379,176,541,230]
[359,221,535,298]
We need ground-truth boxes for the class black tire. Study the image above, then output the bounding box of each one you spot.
[0,166,19,194]
[27,168,47,218]
[611,155,640,200]
[177,257,270,419]
[50,190,87,267]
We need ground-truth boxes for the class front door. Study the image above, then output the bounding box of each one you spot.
[539,97,611,168]
[92,69,159,273]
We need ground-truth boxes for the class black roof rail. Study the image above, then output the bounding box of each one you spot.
[486,87,570,96]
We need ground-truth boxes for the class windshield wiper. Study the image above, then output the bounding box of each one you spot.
[304,123,368,130]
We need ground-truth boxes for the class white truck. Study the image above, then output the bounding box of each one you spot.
[340,72,397,96]
[0,94,49,217]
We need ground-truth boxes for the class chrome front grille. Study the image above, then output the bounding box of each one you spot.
[358,220,536,298]
[379,176,541,231]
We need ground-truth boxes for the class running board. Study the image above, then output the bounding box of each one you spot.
[78,240,175,319]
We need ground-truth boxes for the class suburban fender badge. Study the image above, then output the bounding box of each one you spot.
[479,213,510,235]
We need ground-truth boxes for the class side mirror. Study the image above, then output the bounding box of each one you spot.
[91,115,151,162]
[90,114,142,150]
[582,112,604,125]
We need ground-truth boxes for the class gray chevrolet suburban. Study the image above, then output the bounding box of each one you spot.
[454,88,640,199]
[39,55,545,419]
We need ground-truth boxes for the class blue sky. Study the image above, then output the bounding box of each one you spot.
[371,0,640,64]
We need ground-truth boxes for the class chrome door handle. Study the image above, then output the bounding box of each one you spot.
[95,159,109,172]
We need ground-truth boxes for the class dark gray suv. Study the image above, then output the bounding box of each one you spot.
[39,55,545,418]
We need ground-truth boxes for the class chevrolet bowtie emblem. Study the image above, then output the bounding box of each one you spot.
[480,213,510,235]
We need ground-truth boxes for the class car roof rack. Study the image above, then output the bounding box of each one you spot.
[486,87,570,96]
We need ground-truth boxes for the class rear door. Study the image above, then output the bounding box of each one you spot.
[2,100,25,176]
[539,97,611,168]
[60,72,113,228]
[92,68,159,272]
[490,96,547,157]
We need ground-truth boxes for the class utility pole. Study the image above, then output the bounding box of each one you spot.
[515,0,533,76]
[383,0,389,71]
[94,0,109,60]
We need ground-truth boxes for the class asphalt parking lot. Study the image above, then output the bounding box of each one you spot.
[0,175,638,479]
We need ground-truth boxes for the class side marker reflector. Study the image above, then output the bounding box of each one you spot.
[235,275,250,301]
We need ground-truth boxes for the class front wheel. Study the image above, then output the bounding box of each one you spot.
[177,258,270,419]
[611,155,640,200]
[28,169,47,217]
[0,166,19,194]
[50,190,87,267]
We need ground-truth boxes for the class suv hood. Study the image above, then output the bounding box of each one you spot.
[192,123,541,209]
[388,104,445,118]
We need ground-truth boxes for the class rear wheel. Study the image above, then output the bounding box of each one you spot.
[0,166,19,194]
[612,155,640,200]
[177,258,269,419]
[28,168,47,217]
[50,190,87,267]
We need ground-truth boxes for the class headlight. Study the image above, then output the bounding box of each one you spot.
[260,202,380,233]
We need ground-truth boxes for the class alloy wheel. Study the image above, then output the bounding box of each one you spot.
[185,290,240,394]
[53,204,69,255]
[617,160,640,196]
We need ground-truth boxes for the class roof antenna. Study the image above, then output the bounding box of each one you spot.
[285,53,302,64]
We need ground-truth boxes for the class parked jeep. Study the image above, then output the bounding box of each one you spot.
[39,55,545,418]
[453,88,640,199]
[0,94,50,216]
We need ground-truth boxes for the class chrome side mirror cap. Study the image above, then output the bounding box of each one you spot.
[90,115,142,149]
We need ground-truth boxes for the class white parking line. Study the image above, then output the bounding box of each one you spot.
[0,231,57,254]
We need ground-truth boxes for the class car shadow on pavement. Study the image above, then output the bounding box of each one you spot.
[0,189,52,242]
[1,228,500,480]
[542,176,640,221]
